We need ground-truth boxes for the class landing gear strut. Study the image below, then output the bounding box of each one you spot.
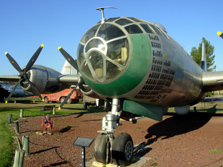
[94,98,133,166]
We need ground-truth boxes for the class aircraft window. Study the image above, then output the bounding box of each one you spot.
[140,24,155,34]
[81,61,96,81]
[77,44,85,64]
[106,61,123,81]
[149,24,163,36]
[97,17,119,24]
[157,27,169,38]
[97,24,125,41]
[105,17,120,22]
[81,25,100,44]
[89,51,104,82]
[156,27,165,36]
[115,18,133,26]
[125,25,143,34]
[85,39,105,53]
[107,38,129,66]
[128,17,142,22]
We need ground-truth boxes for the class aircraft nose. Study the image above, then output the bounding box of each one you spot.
[77,23,130,83]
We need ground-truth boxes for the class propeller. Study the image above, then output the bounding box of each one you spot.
[58,46,83,110]
[58,46,79,72]
[4,44,44,103]
[217,31,223,39]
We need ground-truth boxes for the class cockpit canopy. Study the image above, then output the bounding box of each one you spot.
[77,17,167,83]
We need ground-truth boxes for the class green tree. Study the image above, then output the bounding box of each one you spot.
[191,37,216,72]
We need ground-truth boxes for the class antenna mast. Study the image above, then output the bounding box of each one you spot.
[96,7,117,24]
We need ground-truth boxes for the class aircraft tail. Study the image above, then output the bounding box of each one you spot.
[200,40,207,72]
[61,61,77,75]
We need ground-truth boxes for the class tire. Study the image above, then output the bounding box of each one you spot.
[44,97,49,103]
[112,133,133,166]
[94,134,107,164]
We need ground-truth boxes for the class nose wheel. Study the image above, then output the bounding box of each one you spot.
[94,134,109,164]
[94,133,133,166]
[94,98,134,165]
[112,133,133,166]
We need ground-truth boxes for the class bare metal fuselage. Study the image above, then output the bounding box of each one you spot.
[125,34,205,107]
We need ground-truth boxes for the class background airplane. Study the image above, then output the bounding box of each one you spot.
[0,82,33,98]
[1,8,223,166]
[0,60,78,102]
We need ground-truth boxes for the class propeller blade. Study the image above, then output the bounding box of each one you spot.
[58,46,79,71]
[5,79,22,103]
[58,86,77,110]
[5,52,22,72]
[25,44,44,73]
[24,76,43,101]
[217,31,223,39]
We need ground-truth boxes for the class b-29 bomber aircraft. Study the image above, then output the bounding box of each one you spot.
[1,8,223,166]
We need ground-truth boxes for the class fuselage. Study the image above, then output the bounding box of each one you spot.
[77,17,205,107]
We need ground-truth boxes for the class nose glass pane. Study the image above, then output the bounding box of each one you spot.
[106,61,123,81]
[89,51,104,82]
[81,61,95,81]
[85,39,105,53]
[107,38,129,66]
[97,24,125,41]
[77,44,84,66]
[81,25,100,44]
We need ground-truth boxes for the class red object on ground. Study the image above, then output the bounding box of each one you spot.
[41,115,54,133]
[40,88,83,104]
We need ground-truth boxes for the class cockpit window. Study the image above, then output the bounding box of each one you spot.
[97,24,125,41]
[88,51,104,82]
[115,18,133,26]
[106,17,120,22]
[125,25,143,34]
[149,24,164,36]
[106,61,123,81]
[81,61,96,81]
[128,17,142,22]
[98,17,120,23]
[78,22,129,83]
[140,24,155,34]
[81,24,100,44]
[77,44,85,65]
[107,38,129,66]
[85,39,105,53]
[156,27,169,38]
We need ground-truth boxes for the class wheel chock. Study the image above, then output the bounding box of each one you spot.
[92,161,118,167]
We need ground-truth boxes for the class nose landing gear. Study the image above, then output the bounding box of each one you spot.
[94,98,133,166]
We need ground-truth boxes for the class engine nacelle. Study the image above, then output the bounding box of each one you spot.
[21,65,68,94]
[80,83,100,98]
[175,105,190,115]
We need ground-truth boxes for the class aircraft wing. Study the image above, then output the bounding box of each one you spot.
[0,75,20,82]
[0,74,78,85]
[202,71,223,91]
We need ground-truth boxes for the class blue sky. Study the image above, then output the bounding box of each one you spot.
[0,0,222,75]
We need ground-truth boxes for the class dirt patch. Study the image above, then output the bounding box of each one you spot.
[16,111,223,167]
